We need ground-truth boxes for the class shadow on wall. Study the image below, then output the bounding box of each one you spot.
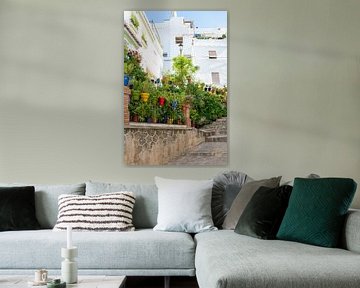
[0,98,123,182]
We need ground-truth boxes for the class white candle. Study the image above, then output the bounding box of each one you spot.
[67,225,72,249]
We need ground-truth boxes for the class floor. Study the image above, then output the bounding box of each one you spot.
[126,276,199,288]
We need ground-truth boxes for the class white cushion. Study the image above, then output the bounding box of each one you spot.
[153,177,217,233]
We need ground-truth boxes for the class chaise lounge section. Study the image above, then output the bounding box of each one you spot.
[195,216,360,288]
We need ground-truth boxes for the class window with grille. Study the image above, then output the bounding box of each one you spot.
[211,72,220,85]
[209,50,217,59]
[175,36,183,44]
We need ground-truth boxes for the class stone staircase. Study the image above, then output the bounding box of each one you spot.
[199,117,227,142]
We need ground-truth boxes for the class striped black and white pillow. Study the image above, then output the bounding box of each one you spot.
[53,192,136,231]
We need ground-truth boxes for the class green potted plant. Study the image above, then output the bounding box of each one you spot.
[131,79,141,101]
[151,105,160,124]
[134,102,150,122]
[141,33,147,46]
[124,62,134,86]
[130,13,139,30]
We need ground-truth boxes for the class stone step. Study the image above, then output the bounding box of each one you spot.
[199,129,216,138]
[205,135,227,142]
[201,117,227,136]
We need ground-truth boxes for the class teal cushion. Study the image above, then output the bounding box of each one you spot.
[277,178,357,247]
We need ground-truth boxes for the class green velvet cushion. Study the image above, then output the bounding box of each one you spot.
[0,186,41,231]
[277,178,357,247]
[235,185,292,239]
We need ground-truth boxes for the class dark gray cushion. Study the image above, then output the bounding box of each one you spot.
[222,176,281,229]
[211,171,249,228]
[235,185,292,239]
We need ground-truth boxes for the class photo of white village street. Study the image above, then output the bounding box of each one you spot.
[123,11,228,166]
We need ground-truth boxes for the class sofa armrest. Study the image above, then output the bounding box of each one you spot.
[342,209,360,253]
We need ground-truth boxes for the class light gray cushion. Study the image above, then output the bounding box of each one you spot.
[85,181,158,229]
[154,177,217,233]
[222,176,281,229]
[0,229,195,271]
[342,209,360,253]
[0,183,85,228]
[195,230,360,288]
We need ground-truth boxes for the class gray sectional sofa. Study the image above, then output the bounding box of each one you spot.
[1,181,360,288]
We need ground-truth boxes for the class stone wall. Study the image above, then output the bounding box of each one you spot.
[124,123,205,165]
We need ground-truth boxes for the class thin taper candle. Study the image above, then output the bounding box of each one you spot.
[67,225,72,248]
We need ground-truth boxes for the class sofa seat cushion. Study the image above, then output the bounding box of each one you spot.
[195,230,360,288]
[0,229,195,270]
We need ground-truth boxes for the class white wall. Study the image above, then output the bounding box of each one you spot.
[0,0,359,207]
[156,16,194,72]
[124,11,163,78]
[193,39,227,86]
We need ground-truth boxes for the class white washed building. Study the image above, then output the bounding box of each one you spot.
[193,38,227,87]
[154,12,227,87]
[124,11,163,79]
[154,11,194,72]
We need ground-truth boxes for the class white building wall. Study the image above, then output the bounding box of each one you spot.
[155,14,227,86]
[195,27,227,38]
[155,16,194,73]
[124,11,163,79]
[193,39,227,86]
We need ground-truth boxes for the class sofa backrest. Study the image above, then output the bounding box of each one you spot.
[86,181,158,229]
[0,183,86,229]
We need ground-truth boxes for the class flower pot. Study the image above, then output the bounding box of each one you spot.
[141,92,149,102]
[124,75,130,86]
[132,115,139,122]
[171,100,178,109]
[167,118,174,125]
[161,76,169,84]
[158,97,165,106]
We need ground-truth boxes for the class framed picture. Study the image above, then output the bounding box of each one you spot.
[124,10,227,166]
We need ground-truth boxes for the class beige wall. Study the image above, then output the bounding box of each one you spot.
[0,0,359,207]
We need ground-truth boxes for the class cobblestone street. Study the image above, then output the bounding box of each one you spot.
[167,142,228,166]
[167,117,228,166]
